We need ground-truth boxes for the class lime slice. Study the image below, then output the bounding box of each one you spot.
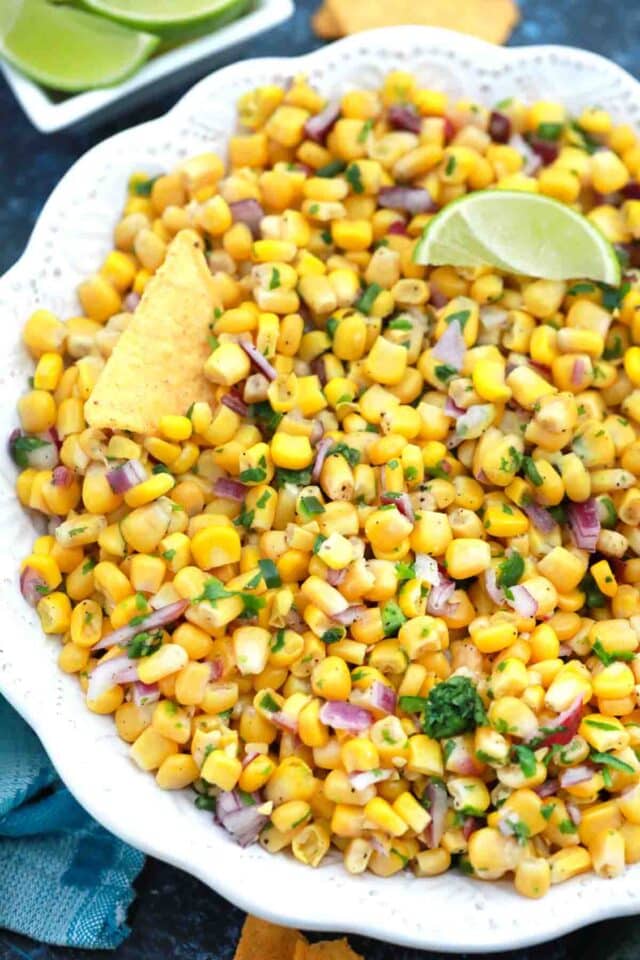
[414,190,621,286]
[78,0,252,39]
[0,0,159,93]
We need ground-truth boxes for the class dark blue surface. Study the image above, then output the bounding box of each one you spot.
[1,1,640,957]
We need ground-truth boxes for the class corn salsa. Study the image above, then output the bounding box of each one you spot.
[14,70,640,898]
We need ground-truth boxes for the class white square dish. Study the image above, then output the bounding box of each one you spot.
[0,0,294,133]
[2,26,640,953]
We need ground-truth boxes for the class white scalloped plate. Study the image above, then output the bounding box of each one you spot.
[2,27,640,954]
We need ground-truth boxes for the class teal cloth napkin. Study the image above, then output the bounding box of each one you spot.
[0,695,145,949]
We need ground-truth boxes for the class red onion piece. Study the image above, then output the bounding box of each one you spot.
[270,711,299,733]
[427,576,457,616]
[536,695,584,749]
[388,104,422,134]
[509,134,542,175]
[444,398,465,418]
[311,436,334,483]
[217,790,268,847]
[380,491,414,522]
[51,465,74,487]
[366,680,397,715]
[349,769,392,791]
[330,604,368,625]
[93,598,189,651]
[443,117,455,142]
[429,287,448,309]
[132,681,160,706]
[567,498,600,552]
[106,459,146,494]
[326,567,347,587]
[424,780,448,849]
[450,404,494,446]
[529,137,560,166]
[566,801,583,825]
[559,765,594,788]
[239,340,277,381]
[87,655,139,702]
[304,101,341,143]
[378,185,435,216]
[284,607,307,632]
[462,816,482,841]
[229,199,264,239]
[123,291,141,312]
[509,585,538,618]
[319,700,373,731]
[485,568,506,606]
[310,419,324,445]
[571,357,586,387]
[209,658,224,682]
[432,318,466,370]
[488,110,512,143]
[20,566,48,606]
[622,182,640,200]
[310,355,328,386]
[387,220,408,235]
[212,477,248,502]
[521,501,557,533]
[221,390,248,417]
[534,778,559,798]
[480,306,509,331]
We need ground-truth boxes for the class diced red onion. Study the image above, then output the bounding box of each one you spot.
[20,566,48,606]
[388,104,422,134]
[270,711,299,733]
[304,101,341,143]
[529,137,559,166]
[450,404,493,446]
[326,567,347,587]
[414,553,440,586]
[427,575,457,616]
[380,491,414,522]
[123,291,141,312]
[488,110,512,143]
[566,802,583,825]
[229,199,264,239]
[310,355,328,386]
[424,780,448,849]
[534,778,559,798]
[567,498,600,552]
[87,655,139,702]
[571,357,586,387]
[319,700,372,731]
[217,790,268,847]
[221,390,248,416]
[349,768,392,791]
[212,477,248,502]
[387,220,408,235]
[559,765,593,788]
[444,398,465,418]
[558,643,572,658]
[312,436,334,483]
[485,568,506,606]
[480,306,509,330]
[209,658,224,681]
[508,585,538,618]
[522,501,557,533]
[240,340,277,381]
[432,318,466,370]
[536,695,584,749]
[462,816,481,841]
[106,459,146,494]
[51,465,74,487]
[132,681,160,706]
[93,599,189,650]
[358,680,397,716]
[442,117,455,142]
[429,287,448,309]
[378,186,435,216]
[284,607,307,632]
[330,604,367,625]
[622,182,640,200]
[310,419,324,445]
[370,835,390,856]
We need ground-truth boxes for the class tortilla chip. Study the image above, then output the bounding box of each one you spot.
[306,939,365,960]
[233,916,308,960]
[312,3,342,38]
[325,0,519,44]
[85,229,219,435]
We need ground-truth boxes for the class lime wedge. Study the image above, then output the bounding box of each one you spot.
[414,190,621,286]
[0,0,158,93]
[78,0,252,39]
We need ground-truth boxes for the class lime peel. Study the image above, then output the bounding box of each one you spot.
[414,190,621,286]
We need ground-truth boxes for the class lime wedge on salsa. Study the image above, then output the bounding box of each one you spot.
[78,0,252,39]
[0,0,158,92]
[414,189,621,286]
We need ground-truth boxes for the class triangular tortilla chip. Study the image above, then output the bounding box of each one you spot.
[306,939,365,960]
[85,229,219,435]
[234,916,308,960]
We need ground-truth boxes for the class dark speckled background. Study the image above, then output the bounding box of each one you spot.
[1,1,640,956]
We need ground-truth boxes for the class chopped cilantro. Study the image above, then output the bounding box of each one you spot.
[585,718,620,731]
[512,744,536,778]
[388,317,413,331]
[540,802,555,821]
[67,526,87,537]
[195,795,216,811]
[522,456,544,486]
[395,561,416,582]
[445,309,471,329]
[126,630,162,658]
[256,490,271,509]
[599,280,631,311]
[312,534,327,555]
[591,638,635,667]
[322,627,344,644]
[162,549,176,561]
[234,507,255,529]
[300,495,326,518]
[381,600,406,637]
[330,442,360,467]
[274,466,313,488]
[423,676,487,740]
[317,159,346,177]
[345,163,364,194]
[238,465,267,484]
[259,692,280,713]
[445,155,456,176]
[355,283,381,314]
[497,550,524,593]
[82,557,96,575]
[9,434,49,468]
[271,630,286,653]
[537,122,564,141]
[590,751,635,774]
[132,176,159,196]
[269,267,281,289]
[247,401,282,439]
[435,363,457,382]
[320,229,332,245]
[404,466,418,482]
[558,818,578,835]
[258,558,281,588]
[357,118,374,143]
[567,282,596,296]
[399,695,429,713]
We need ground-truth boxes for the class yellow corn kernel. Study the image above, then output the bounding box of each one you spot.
[130,728,178,771]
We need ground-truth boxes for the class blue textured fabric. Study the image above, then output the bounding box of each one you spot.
[0,696,145,949]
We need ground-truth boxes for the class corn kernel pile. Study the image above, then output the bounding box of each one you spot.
[15,70,640,899]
